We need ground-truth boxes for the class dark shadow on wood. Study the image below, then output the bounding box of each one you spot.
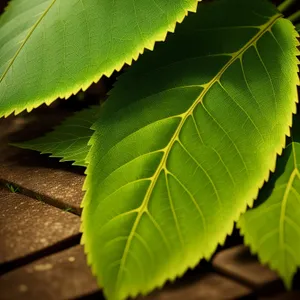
[0,180,82,215]
[0,233,81,276]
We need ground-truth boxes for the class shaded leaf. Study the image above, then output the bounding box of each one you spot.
[12,106,99,167]
[0,0,198,117]
[238,114,300,289]
[82,0,299,299]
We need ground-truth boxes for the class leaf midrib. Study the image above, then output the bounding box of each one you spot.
[0,0,57,83]
[115,12,282,292]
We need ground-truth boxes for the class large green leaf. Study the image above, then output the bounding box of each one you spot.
[12,106,99,167]
[0,0,198,118]
[238,115,300,289]
[81,0,299,299]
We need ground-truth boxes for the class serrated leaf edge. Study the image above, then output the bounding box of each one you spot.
[238,26,300,290]
[10,105,100,167]
[80,16,299,300]
[0,0,200,118]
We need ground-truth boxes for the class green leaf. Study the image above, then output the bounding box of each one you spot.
[0,0,199,118]
[12,106,99,167]
[296,23,300,32]
[238,115,300,289]
[81,1,299,299]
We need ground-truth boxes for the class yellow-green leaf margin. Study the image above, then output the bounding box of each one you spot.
[81,0,300,299]
[0,0,199,117]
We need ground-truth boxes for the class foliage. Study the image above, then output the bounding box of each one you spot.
[11,106,99,166]
[239,115,300,289]
[0,0,300,299]
[81,1,299,298]
[0,0,198,117]
[6,183,19,193]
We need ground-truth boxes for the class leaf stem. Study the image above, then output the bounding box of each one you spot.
[288,10,300,24]
[278,0,296,13]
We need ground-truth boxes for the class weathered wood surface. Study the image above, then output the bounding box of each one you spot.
[0,188,80,265]
[0,109,298,299]
[140,272,252,300]
[0,112,84,214]
[213,245,281,291]
[0,246,98,300]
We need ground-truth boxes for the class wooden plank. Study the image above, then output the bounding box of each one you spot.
[259,291,300,300]
[139,272,252,300]
[0,113,84,213]
[0,188,80,265]
[0,245,99,300]
[0,159,85,214]
[212,245,281,291]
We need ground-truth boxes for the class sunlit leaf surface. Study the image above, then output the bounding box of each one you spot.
[0,0,198,117]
